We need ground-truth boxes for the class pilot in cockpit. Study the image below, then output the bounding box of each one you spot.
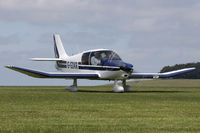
[91,52,101,65]
[102,51,111,60]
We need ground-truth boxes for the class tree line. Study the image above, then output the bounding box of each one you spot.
[160,62,200,79]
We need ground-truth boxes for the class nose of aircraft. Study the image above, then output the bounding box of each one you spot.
[120,62,133,72]
[102,59,133,72]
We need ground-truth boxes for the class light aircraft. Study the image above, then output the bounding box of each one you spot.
[6,34,196,92]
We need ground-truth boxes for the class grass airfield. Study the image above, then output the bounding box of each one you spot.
[0,80,200,133]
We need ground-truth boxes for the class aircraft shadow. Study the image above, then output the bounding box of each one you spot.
[131,91,185,93]
[77,90,185,93]
[78,90,115,93]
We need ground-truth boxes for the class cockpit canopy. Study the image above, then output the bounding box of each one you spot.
[81,50,121,66]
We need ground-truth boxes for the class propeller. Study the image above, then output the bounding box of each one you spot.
[119,63,133,73]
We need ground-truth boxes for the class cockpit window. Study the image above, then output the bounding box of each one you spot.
[81,52,90,65]
[81,50,121,66]
[105,51,121,60]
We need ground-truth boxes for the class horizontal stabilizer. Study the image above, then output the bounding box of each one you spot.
[30,58,63,61]
[129,67,196,79]
[5,66,100,79]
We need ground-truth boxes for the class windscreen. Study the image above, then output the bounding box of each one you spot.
[82,50,121,66]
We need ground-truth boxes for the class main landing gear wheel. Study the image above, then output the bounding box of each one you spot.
[66,79,78,92]
[112,80,133,93]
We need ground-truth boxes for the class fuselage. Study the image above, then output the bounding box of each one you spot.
[55,49,133,80]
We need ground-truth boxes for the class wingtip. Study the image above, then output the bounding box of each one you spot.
[189,67,196,71]
[5,65,13,69]
[29,58,36,61]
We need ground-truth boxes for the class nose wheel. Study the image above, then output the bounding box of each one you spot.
[112,80,133,92]
[113,80,124,92]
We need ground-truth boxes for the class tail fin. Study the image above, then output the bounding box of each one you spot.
[53,34,68,59]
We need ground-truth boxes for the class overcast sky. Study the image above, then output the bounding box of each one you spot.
[1,0,200,86]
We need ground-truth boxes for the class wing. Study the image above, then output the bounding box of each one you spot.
[129,67,196,79]
[6,66,100,79]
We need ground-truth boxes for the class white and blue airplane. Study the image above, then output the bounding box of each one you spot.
[6,34,196,92]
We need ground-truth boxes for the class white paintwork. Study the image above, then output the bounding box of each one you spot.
[30,58,63,61]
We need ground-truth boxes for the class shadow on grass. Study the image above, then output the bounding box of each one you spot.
[77,90,186,93]
[78,90,114,93]
[132,91,185,93]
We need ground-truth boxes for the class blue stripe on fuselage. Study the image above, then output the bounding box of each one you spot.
[57,64,120,71]
[78,66,120,71]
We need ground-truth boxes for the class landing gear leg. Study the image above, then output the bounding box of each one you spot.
[122,80,132,92]
[113,80,124,92]
[66,79,78,92]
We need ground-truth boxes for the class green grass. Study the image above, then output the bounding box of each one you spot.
[0,80,200,133]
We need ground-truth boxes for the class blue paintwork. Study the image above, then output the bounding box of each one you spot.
[101,59,133,71]
[53,36,59,58]
[79,65,120,71]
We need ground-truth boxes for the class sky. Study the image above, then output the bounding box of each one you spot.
[0,0,200,86]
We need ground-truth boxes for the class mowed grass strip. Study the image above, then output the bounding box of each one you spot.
[0,80,200,133]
